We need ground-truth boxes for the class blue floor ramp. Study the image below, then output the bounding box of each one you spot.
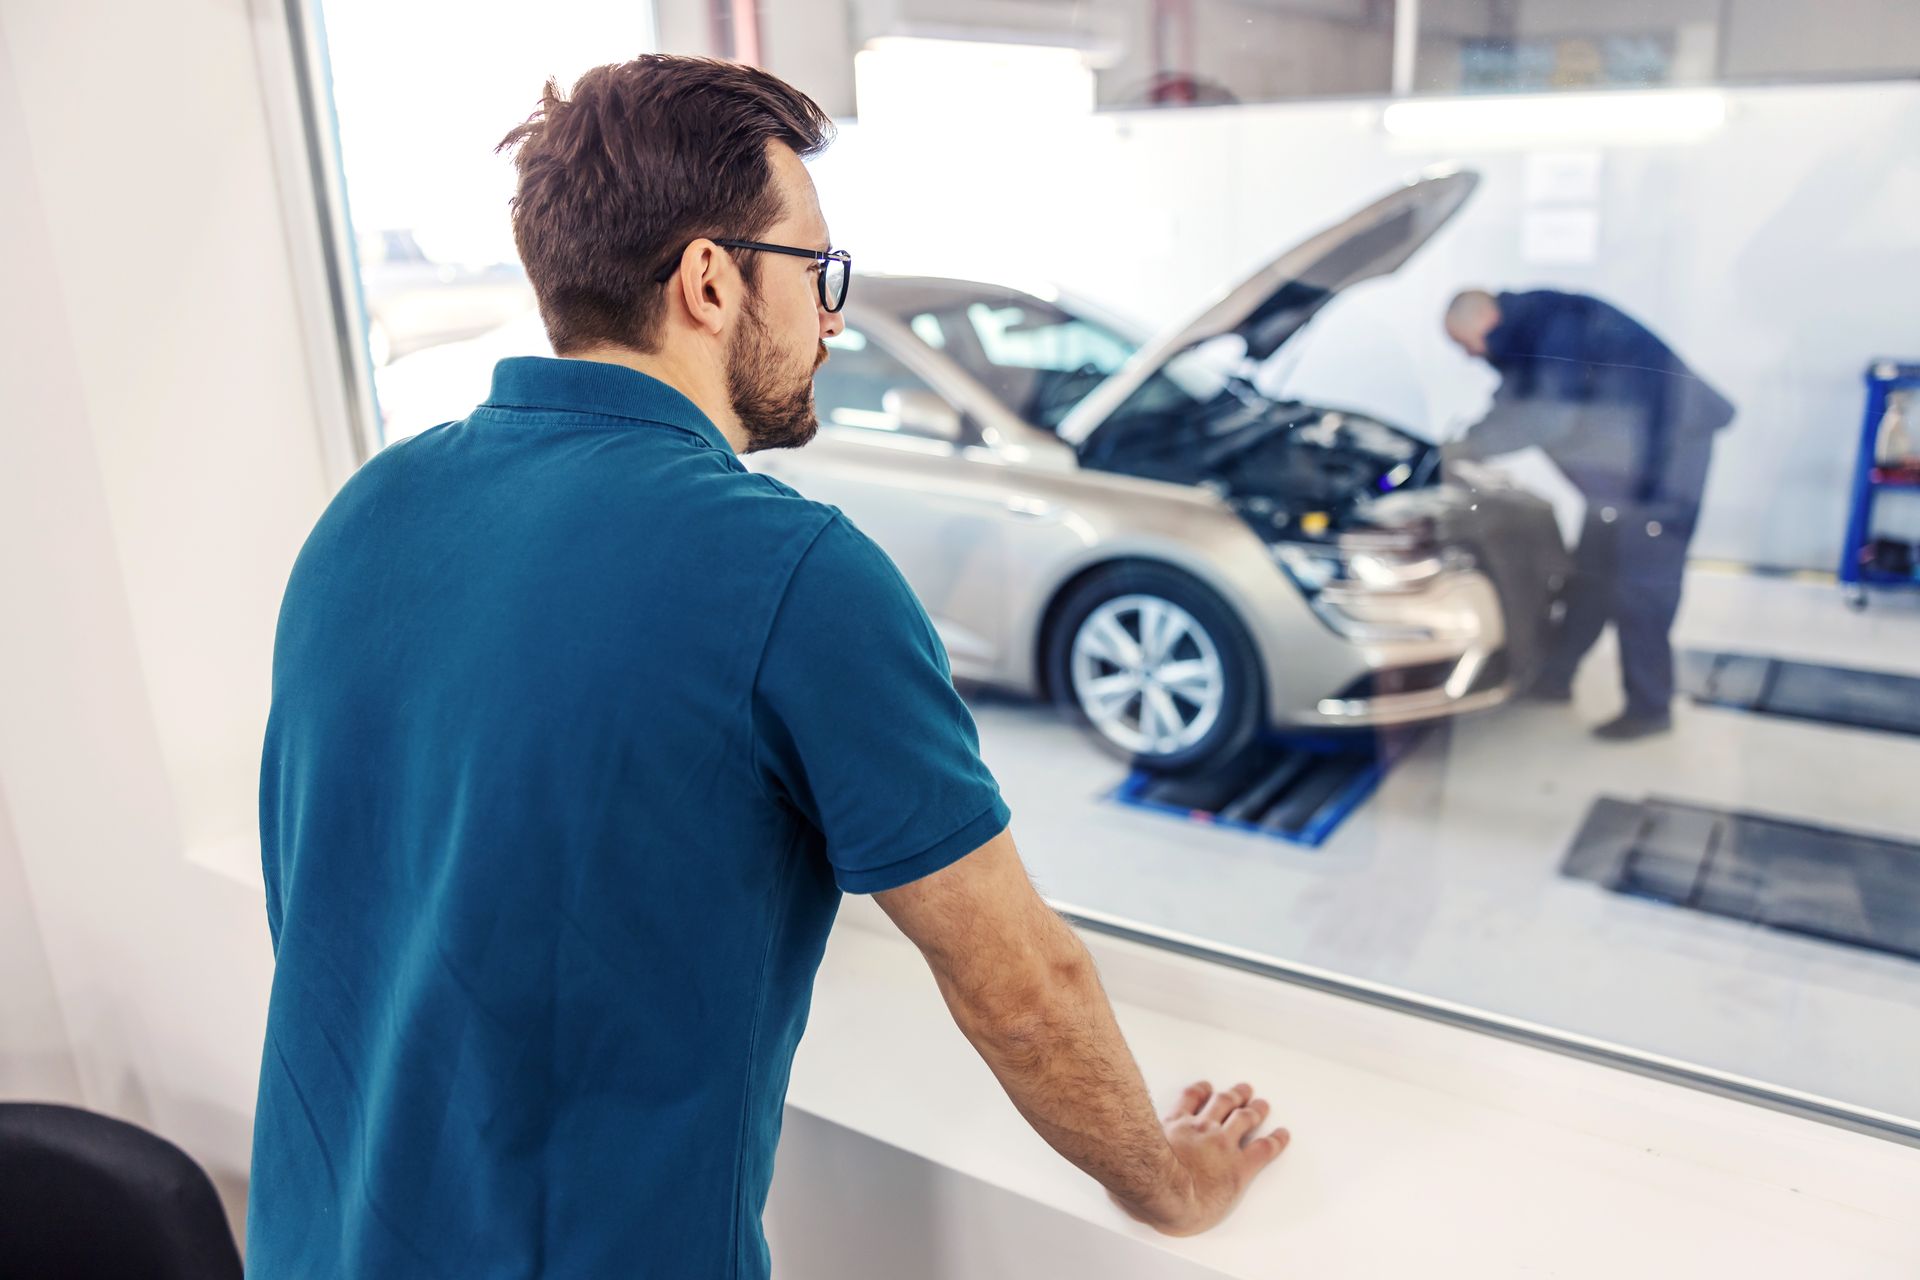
[1105,730,1422,849]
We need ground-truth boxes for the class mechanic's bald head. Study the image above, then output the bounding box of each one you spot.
[1445,289,1502,360]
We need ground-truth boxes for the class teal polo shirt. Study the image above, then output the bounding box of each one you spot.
[247,356,1010,1278]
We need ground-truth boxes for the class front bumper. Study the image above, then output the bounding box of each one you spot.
[1279,569,1517,727]
[1311,670,1514,724]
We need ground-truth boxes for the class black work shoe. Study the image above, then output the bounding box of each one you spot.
[1593,710,1672,741]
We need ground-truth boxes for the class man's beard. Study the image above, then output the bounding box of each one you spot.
[726,293,826,454]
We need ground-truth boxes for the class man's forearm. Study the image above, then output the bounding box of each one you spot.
[934,919,1188,1223]
[1452,403,1530,460]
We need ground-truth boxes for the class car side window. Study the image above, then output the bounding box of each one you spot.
[923,301,1137,432]
[814,324,957,442]
[909,313,948,349]
[963,302,1133,376]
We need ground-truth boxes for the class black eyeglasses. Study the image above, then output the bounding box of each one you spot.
[652,238,852,313]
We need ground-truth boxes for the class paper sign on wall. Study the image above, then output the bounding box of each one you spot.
[1522,208,1601,265]
[1524,150,1603,204]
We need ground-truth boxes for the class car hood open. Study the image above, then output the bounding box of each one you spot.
[1057,167,1479,447]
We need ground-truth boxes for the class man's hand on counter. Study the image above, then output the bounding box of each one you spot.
[1117,1080,1292,1237]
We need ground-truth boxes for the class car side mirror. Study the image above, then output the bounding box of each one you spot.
[883,387,964,443]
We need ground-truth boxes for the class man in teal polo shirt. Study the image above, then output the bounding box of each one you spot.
[248,55,1288,1277]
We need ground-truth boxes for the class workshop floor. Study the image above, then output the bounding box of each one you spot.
[963,569,1920,1123]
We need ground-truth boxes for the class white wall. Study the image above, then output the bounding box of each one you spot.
[0,0,340,1233]
[813,80,1920,569]
[0,788,78,1102]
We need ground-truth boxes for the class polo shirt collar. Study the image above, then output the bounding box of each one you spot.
[482,356,735,455]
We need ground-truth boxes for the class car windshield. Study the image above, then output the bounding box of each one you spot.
[905,296,1141,431]
[1117,334,1264,413]
[1078,329,1426,490]
[1082,332,1296,444]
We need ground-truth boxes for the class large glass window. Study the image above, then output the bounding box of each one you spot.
[310,0,1920,1141]
[317,0,648,443]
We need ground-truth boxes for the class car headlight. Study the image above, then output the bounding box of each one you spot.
[1272,538,1478,642]
[1272,539,1469,596]
[1272,542,1344,594]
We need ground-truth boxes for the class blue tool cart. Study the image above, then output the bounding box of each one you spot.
[1840,360,1920,610]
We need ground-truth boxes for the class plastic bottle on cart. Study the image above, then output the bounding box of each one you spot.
[1877,390,1914,465]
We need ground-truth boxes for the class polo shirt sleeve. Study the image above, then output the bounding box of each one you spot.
[752,513,1011,894]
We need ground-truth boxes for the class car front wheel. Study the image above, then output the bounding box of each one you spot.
[1046,563,1263,775]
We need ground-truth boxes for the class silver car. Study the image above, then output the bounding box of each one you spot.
[749,169,1569,774]
[356,228,534,367]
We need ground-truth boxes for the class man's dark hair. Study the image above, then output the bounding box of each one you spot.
[496,55,834,355]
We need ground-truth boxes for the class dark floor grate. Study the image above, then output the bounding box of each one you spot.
[1680,650,1920,737]
[1561,795,1920,962]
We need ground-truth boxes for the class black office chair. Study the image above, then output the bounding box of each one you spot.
[0,1102,243,1279]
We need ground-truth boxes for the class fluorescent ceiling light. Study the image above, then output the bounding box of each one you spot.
[855,37,1094,126]
[1382,90,1727,144]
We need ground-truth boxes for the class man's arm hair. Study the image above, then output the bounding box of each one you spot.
[873,826,1188,1223]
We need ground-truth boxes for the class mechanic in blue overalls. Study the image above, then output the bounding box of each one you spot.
[1444,289,1736,741]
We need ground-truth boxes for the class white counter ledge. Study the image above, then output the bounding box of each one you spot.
[773,895,1920,1279]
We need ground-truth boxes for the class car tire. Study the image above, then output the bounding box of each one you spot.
[1045,562,1263,776]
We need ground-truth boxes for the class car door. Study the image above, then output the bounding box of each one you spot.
[747,318,1020,681]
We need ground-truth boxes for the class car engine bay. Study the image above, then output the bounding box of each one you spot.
[1075,392,1441,543]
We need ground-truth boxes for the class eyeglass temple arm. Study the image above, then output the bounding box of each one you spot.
[653,242,849,284]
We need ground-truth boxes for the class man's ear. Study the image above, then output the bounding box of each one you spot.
[668,239,736,338]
